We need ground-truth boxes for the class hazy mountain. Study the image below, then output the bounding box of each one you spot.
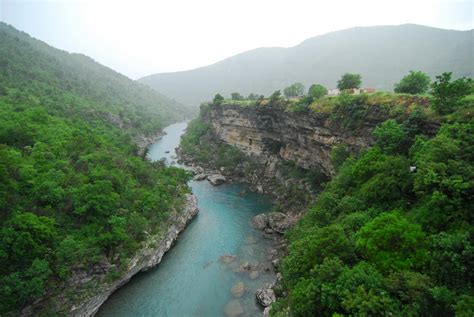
[0,22,191,134]
[140,24,473,106]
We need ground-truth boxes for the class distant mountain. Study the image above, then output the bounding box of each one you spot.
[0,22,190,135]
[140,24,473,106]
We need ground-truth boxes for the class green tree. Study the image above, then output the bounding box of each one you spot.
[283,83,305,98]
[428,231,473,290]
[356,212,427,272]
[411,123,474,230]
[282,225,355,284]
[337,73,362,90]
[269,90,282,104]
[373,119,408,154]
[213,93,224,105]
[247,93,258,100]
[308,84,328,99]
[230,92,243,100]
[394,70,431,94]
[431,72,472,114]
[330,144,350,172]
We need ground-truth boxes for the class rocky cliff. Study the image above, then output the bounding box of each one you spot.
[179,94,436,211]
[21,194,199,317]
[204,102,377,177]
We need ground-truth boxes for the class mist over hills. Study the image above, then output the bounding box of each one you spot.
[0,22,190,133]
[140,24,473,106]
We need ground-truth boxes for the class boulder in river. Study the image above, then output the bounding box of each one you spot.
[193,173,207,181]
[207,174,227,186]
[240,261,251,271]
[267,212,292,233]
[244,236,257,245]
[220,254,236,264]
[230,282,245,298]
[249,270,259,280]
[193,166,204,174]
[224,299,244,317]
[256,284,276,307]
[251,214,268,230]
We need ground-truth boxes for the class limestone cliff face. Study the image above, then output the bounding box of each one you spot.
[205,103,380,177]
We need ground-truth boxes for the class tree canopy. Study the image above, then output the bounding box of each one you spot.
[308,84,328,99]
[271,88,474,316]
[337,73,362,90]
[394,70,431,94]
[431,72,472,114]
[0,22,191,314]
[284,83,305,98]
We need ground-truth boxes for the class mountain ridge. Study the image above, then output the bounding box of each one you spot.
[140,24,473,106]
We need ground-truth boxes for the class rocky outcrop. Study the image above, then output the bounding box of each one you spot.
[135,131,164,154]
[206,103,377,177]
[22,194,199,317]
[256,284,276,307]
[251,212,296,234]
[207,173,227,186]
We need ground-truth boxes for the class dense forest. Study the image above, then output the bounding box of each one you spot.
[0,23,191,313]
[181,73,473,316]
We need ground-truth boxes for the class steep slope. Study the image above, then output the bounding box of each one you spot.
[0,23,195,315]
[140,24,473,106]
[0,22,190,136]
[179,88,474,316]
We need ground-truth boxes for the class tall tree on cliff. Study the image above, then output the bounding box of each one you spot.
[394,70,431,94]
[337,73,362,90]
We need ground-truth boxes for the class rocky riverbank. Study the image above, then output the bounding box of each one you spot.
[21,194,199,317]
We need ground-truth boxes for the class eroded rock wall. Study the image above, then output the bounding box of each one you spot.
[205,103,377,177]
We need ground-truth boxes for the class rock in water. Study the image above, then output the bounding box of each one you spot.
[220,254,236,264]
[249,270,259,280]
[267,212,292,233]
[230,282,245,298]
[192,166,204,174]
[193,173,207,181]
[263,306,271,317]
[207,174,227,186]
[244,236,257,245]
[251,214,268,230]
[224,299,244,317]
[256,284,276,307]
[240,261,251,271]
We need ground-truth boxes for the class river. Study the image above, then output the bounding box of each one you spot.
[97,122,276,317]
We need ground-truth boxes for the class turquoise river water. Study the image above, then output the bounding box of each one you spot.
[97,122,275,317]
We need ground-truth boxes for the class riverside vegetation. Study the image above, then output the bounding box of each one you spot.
[0,23,192,314]
[180,72,473,316]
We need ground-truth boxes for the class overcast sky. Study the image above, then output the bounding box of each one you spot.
[1,0,472,79]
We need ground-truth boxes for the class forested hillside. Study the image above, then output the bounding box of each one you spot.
[0,23,191,314]
[140,24,473,106]
[179,73,474,316]
[270,81,474,316]
[0,22,190,136]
